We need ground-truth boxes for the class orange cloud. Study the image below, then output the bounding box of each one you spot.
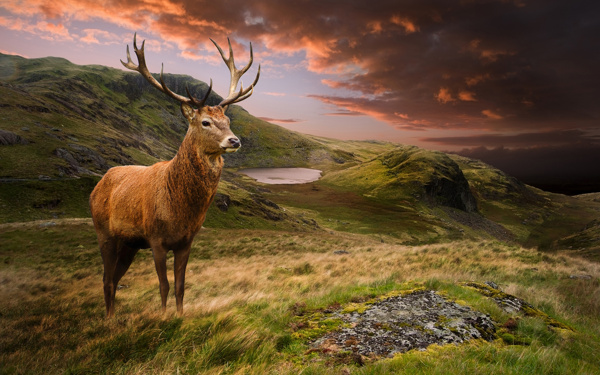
[367,20,383,34]
[436,87,455,104]
[1,0,596,136]
[479,48,514,62]
[458,90,477,101]
[465,73,491,86]
[0,15,24,30]
[391,15,418,33]
[467,39,514,63]
[36,21,73,41]
[482,109,503,120]
[81,29,121,45]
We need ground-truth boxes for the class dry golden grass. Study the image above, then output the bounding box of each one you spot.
[1,224,600,374]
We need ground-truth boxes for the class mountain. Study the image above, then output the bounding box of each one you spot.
[1,53,599,252]
[0,53,350,177]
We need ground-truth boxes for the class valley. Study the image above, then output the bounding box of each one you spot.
[1,52,599,374]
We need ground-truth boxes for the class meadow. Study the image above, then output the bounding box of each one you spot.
[1,220,599,374]
[2,50,600,375]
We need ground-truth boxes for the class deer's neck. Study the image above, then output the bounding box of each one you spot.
[166,134,223,212]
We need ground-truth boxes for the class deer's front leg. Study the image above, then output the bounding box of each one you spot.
[151,244,169,313]
[174,245,191,316]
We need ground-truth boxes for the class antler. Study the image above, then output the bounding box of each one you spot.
[211,38,261,108]
[121,33,212,108]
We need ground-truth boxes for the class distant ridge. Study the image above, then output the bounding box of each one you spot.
[1,52,600,252]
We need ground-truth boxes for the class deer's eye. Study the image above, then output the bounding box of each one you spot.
[201,120,211,127]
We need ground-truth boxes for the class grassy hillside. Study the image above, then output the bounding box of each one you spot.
[1,53,600,374]
[0,53,343,179]
[2,52,600,253]
[1,222,599,374]
[0,52,351,227]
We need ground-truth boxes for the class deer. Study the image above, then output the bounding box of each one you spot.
[89,33,260,317]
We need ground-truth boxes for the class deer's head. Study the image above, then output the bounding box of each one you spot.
[181,104,240,155]
[121,34,260,155]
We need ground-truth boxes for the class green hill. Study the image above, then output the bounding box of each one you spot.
[1,53,600,375]
[1,52,599,251]
[0,53,344,178]
[0,53,350,227]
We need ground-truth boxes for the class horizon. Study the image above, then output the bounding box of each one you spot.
[1,0,599,194]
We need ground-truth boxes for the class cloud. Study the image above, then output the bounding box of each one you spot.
[465,74,490,87]
[449,143,600,194]
[80,29,121,45]
[390,15,419,34]
[1,0,599,135]
[258,117,302,124]
[323,110,364,117]
[0,13,74,41]
[458,90,476,102]
[467,39,515,63]
[422,129,600,148]
[481,109,503,120]
[436,87,455,104]
[0,49,27,57]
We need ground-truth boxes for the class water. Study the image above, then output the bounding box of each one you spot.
[238,168,322,184]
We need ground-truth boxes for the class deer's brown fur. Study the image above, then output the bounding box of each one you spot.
[90,35,258,317]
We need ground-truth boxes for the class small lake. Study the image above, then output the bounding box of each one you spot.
[238,168,322,184]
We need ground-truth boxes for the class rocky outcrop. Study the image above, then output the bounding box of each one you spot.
[310,290,495,358]
[0,129,28,145]
[67,143,109,171]
[424,174,477,212]
[297,282,572,363]
[379,147,478,212]
[52,144,108,176]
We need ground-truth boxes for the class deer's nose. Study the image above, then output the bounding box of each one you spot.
[228,137,241,149]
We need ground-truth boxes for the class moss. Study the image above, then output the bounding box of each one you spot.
[520,305,572,331]
[290,283,428,346]
[498,330,533,345]
[341,302,369,314]
[463,282,573,332]
[291,317,346,341]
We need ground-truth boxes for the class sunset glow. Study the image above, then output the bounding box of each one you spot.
[1,0,599,192]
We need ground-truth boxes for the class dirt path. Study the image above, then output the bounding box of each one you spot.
[0,217,93,231]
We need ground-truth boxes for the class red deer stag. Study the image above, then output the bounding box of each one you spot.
[90,34,260,317]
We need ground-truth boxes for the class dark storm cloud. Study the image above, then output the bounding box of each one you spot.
[224,0,600,136]
[451,142,600,194]
[422,129,600,148]
[231,0,600,133]
[429,128,600,193]
[7,0,600,136]
[5,0,600,193]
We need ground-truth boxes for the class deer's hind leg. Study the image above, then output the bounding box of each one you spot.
[100,236,119,317]
[113,245,139,288]
[101,237,139,317]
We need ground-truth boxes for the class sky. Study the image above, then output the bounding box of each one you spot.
[1,0,599,193]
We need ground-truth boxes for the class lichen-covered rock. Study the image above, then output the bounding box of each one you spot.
[463,282,573,330]
[0,129,28,145]
[311,290,495,358]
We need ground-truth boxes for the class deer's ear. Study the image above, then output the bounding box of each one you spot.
[181,103,196,121]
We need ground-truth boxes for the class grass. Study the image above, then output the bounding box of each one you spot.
[2,51,600,374]
[0,178,99,223]
[1,222,599,374]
